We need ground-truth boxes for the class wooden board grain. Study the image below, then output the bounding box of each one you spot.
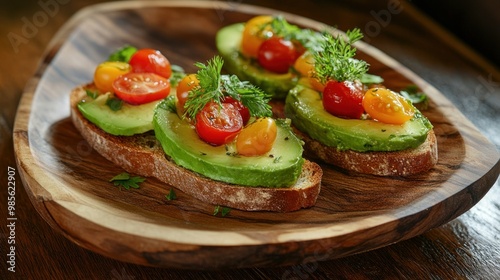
[13,1,500,269]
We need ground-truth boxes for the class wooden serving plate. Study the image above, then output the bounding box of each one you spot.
[13,1,500,269]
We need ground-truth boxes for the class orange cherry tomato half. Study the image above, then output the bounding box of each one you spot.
[112,72,171,105]
[93,61,132,93]
[236,117,277,156]
[195,102,243,146]
[240,15,274,58]
[176,74,199,116]
[293,51,315,77]
[362,88,415,124]
[129,48,172,79]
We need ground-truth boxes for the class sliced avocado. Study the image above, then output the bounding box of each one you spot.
[216,23,297,99]
[153,102,304,187]
[78,92,160,136]
[285,82,433,152]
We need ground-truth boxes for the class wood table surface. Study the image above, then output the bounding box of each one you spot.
[1,0,499,279]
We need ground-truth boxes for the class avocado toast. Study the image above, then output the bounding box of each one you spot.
[284,30,437,176]
[71,50,322,212]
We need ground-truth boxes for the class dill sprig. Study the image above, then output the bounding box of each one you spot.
[312,28,369,83]
[184,56,272,120]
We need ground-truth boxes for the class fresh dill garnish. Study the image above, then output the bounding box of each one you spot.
[183,56,272,120]
[312,28,368,83]
[109,172,145,190]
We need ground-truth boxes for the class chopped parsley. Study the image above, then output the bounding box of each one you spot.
[109,172,145,190]
[183,56,272,120]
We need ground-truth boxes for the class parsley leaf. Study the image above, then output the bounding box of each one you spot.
[109,172,145,190]
[184,56,272,120]
[106,96,123,111]
[313,28,368,83]
[400,85,429,110]
[108,45,137,63]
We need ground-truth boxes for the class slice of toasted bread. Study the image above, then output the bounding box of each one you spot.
[70,86,322,212]
[293,128,438,176]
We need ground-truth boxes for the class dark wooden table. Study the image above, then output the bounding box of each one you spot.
[1,0,499,279]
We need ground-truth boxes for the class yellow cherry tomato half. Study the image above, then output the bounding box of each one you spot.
[362,88,415,124]
[240,15,274,58]
[293,51,315,77]
[94,61,132,93]
[176,73,199,116]
[236,117,277,156]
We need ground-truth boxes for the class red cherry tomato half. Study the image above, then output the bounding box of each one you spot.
[223,96,250,124]
[195,102,243,146]
[112,72,171,105]
[322,80,364,119]
[257,37,297,73]
[129,48,172,78]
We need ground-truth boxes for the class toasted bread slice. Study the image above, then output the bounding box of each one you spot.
[70,86,322,212]
[293,128,438,176]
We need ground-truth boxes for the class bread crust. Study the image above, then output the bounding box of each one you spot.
[70,86,322,212]
[293,128,438,176]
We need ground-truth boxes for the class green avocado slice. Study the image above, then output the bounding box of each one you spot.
[284,84,433,152]
[153,101,304,187]
[78,92,160,136]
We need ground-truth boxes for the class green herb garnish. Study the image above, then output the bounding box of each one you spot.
[169,64,186,87]
[159,95,177,113]
[400,85,429,110]
[183,56,272,120]
[165,189,177,201]
[106,96,123,111]
[108,45,137,63]
[313,28,368,83]
[109,172,145,190]
[85,89,99,99]
[213,205,231,217]
[269,16,326,52]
